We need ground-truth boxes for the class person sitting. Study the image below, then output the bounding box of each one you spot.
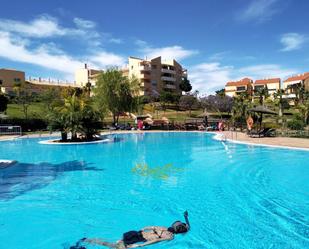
[71,211,190,249]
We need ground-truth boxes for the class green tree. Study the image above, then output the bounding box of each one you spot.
[48,93,101,141]
[231,93,252,129]
[13,82,32,119]
[215,89,225,97]
[179,95,199,116]
[159,91,175,112]
[94,69,140,124]
[0,94,9,113]
[179,78,192,93]
[40,87,61,112]
[273,89,286,124]
[84,82,92,97]
[297,91,309,125]
[256,86,269,105]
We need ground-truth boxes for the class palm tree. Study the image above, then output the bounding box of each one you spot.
[47,93,102,142]
[231,93,252,130]
[256,86,269,106]
[274,89,285,124]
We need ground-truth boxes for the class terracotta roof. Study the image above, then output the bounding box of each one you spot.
[284,72,309,82]
[226,78,252,87]
[254,78,280,85]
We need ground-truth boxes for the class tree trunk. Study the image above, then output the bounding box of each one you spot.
[61,132,67,142]
[71,131,77,141]
[113,113,116,125]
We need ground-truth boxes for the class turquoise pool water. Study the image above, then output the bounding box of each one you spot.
[0,132,308,249]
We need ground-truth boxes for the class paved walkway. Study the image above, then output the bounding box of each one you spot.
[221,131,309,149]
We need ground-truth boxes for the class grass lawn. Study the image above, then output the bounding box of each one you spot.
[6,102,205,123]
[7,102,47,119]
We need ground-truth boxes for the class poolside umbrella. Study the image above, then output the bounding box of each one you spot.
[248,106,277,129]
[248,106,277,115]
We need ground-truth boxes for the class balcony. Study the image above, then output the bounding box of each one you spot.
[161,68,176,74]
[140,65,151,71]
[161,76,176,82]
[165,84,176,90]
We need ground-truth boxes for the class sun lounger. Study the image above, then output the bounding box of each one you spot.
[249,128,276,138]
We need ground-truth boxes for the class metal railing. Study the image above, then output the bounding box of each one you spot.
[0,126,22,136]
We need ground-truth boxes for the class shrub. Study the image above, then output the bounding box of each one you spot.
[287,117,305,130]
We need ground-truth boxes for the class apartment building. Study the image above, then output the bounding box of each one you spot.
[75,64,102,87]
[224,78,253,97]
[0,68,26,95]
[253,78,280,98]
[283,72,309,97]
[1,68,79,96]
[124,56,187,96]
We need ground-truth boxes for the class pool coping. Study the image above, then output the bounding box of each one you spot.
[38,138,112,145]
[1,130,309,151]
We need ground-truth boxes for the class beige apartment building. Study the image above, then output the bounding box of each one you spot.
[1,68,79,96]
[283,72,309,97]
[124,56,187,96]
[0,68,25,95]
[225,78,253,97]
[253,78,280,98]
[75,64,102,87]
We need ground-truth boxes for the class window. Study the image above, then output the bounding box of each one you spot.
[14,78,21,82]
[0,79,2,85]
[236,86,246,91]
[131,66,134,70]
[151,80,157,86]
[151,65,157,69]
[254,85,264,91]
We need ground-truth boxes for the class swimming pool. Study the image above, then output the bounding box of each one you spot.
[0,132,308,249]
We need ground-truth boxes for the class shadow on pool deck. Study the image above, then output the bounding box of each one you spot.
[0,160,104,201]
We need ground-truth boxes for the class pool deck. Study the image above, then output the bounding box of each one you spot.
[220,131,309,149]
[1,130,309,150]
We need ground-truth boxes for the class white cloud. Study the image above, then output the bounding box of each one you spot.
[237,64,297,79]
[89,51,126,68]
[136,40,198,61]
[189,62,297,94]
[0,15,101,41]
[73,17,96,29]
[189,63,233,95]
[0,31,82,74]
[109,38,123,44]
[0,31,125,78]
[239,0,280,23]
[280,33,306,52]
[0,15,65,38]
[0,15,127,80]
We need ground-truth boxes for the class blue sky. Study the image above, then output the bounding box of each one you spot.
[0,0,308,94]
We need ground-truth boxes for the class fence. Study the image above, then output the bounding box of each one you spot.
[0,126,22,136]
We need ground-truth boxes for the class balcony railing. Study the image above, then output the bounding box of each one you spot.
[161,68,176,74]
[161,76,176,82]
[165,84,176,89]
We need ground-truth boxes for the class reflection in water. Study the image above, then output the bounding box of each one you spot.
[0,160,103,200]
[132,163,184,180]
